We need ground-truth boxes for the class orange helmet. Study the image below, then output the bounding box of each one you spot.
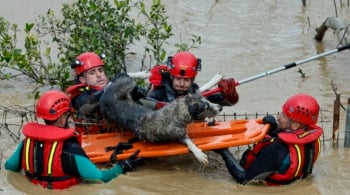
[71,52,105,75]
[36,90,71,121]
[167,52,201,79]
[282,94,319,125]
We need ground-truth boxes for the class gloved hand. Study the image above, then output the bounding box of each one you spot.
[218,78,239,106]
[118,149,144,173]
[149,65,168,87]
[132,86,148,101]
[105,142,133,152]
[155,101,168,110]
[263,115,278,136]
[107,142,133,163]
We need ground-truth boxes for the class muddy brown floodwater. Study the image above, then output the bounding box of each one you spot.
[1,0,350,194]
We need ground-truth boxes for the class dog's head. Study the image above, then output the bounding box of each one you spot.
[108,73,136,100]
[184,93,222,120]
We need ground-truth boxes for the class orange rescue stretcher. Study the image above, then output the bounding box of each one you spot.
[82,119,269,164]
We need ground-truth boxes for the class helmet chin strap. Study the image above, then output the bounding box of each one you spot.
[287,118,292,130]
[287,119,308,131]
[57,112,71,129]
[64,113,71,129]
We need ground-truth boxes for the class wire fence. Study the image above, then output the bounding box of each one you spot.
[0,105,336,144]
[0,105,35,142]
[0,104,345,171]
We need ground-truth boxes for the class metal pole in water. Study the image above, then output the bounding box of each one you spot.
[344,98,350,147]
[332,94,340,146]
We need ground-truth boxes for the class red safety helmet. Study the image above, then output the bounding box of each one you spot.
[167,52,201,79]
[36,90,71,121]
[72,52,105,75]
[282,93,319,125]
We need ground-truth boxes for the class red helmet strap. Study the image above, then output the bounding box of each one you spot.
[285,118,292,129]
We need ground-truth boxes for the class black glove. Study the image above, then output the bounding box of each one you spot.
[106,142,133,163]
[215,148,248,184]
[118,149,144,173]
[263,115,278,136]
[132,86,148,101]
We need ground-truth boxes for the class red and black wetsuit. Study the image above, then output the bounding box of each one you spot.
[5,122,126,189]
[66,83,103,113]
[66,83,110,134]
[217,125,322,185]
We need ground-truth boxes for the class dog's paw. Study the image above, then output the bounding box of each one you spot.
[128,71,151,79]
[198,72,224,93]
[193,150,209,166]
[183,137,209,166]
[212,72,224,81]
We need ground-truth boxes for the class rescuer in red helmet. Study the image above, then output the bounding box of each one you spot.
[5,90,143,189]
[66,52,149,133]
[64,52,113,134]
[215,93,323,186]
[146,51,239,109]
[66,52,109,111]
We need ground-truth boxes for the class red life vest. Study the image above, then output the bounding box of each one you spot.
[21,122,81,189]
[66,83,110,134]
[66,83,102,99]
[240,136,276,169]
[241,125,322,185]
